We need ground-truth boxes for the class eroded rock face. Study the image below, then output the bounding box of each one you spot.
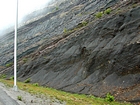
[17,6,140,102]
[0,0,120,65]
[0,0,140,102]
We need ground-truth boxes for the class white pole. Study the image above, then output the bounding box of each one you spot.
[13,0,18,91]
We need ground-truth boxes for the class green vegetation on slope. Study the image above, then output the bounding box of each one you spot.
[5,62,13,67]
[0,79,131,105]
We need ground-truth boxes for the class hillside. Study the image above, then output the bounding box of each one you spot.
[0,0,140,104]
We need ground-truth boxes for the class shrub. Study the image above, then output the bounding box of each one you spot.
[56,7,59,10]
[82,21,88,26]
[105,93,114,102]
[24,78,31,83]
[17,96,22,101]
[95,12,103,18]
[104,8,111,14]
[63,28,68,33]
[10,76,14,80]
[6,62,13,67]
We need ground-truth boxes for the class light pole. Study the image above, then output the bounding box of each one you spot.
[13,0,18,91]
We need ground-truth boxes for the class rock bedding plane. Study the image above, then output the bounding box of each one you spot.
[0,0,140,103]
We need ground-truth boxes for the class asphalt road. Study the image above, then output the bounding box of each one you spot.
[0,88,19,105]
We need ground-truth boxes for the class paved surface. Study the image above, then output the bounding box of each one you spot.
[0,89,19,105]
[0,82,66,105]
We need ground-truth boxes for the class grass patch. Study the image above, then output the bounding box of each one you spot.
[0,79,132,105]
[0,74,6,79]
[32,83,39,86]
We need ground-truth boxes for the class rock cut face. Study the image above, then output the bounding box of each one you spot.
[0,0,140,102]
[0,0,120,66]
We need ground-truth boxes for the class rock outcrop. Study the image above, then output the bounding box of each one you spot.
[0,0,140,103]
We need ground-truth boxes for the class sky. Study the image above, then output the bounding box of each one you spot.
[0,0,51,34]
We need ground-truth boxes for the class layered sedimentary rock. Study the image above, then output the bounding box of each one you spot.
[0,0,140,103]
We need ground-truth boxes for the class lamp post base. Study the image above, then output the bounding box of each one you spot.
[13,85,18,91]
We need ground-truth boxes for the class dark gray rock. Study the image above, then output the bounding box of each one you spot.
[0,0,140,103]
[0,0,123,66]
